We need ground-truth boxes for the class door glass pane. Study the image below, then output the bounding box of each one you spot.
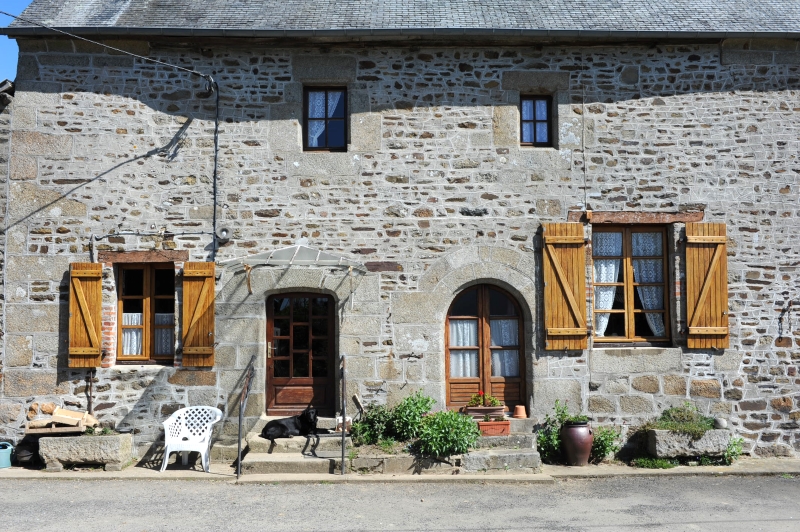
[274,359,290,378]
[121,269,144,296]
[312,297,329,316]
[450,350,478,377]
[491,349,519,377]
[450,289,478,316]
[449,319,477,347]
[274,319,290,337]
[490,319,519,346]
[521,99,533,121]
[489,289,517,316]
[293,353,309,377]
[313,359,328,377]
[153,269,174,296]
[275,339,290,357]
[273,297,291,317]
[294,325,309,349]
[312,319,327,336]
[522,122,534,143]
[293,298,309,322]
[312,338,328,357]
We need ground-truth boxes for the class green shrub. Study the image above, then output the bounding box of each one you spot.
[351,404,393,446]
[417,410,480,457]
[391,391,435,441]
[590,426,621,463]
[643,402,714,439]
[723,437,744,465]
[536,399,570,464]
[632,457,678,469]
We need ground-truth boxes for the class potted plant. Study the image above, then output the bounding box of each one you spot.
[477,415,510,436]
[464,391,505,419]
[560,413,593,467]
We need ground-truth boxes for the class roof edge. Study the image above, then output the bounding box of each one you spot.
[2,26,800,41]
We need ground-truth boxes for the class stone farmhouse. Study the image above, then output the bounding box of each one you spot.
[1,1,799,460]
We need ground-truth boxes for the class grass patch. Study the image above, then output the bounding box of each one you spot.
[632,457,678,469]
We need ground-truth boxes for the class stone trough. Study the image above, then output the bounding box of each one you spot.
[647,429,731,458]
[38,434,133,471]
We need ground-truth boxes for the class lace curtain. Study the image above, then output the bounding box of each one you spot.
[122,313,142,355]
[154,313,175,356]
[307,91,342,147]
[450,320,478,377]
[593,232,622,336]
[490,319,519,376]
[632,232,666,337]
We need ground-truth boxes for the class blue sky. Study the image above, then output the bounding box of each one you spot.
[1,0,34,82]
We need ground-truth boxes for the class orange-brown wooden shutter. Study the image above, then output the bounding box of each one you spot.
[69,262,103,367]
[543,223,588,350]
[686,222,729,349]
[182,261,215,367]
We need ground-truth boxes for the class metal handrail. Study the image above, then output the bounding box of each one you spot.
[236,354,256,480]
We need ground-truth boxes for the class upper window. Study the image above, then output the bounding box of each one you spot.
[592,226,670,343]
[118,263,176,362]
[303,87,347,151]
[520,95,552,147]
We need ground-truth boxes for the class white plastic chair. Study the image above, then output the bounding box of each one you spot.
[160,406,223,473]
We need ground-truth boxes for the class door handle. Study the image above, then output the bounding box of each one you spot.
[267,341,273,359]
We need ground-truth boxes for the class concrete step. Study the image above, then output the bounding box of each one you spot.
[240,453,339,475]
[246,432,351,454]
[462,449,542,473]
[509,418,536,433]
[475,433,536,450]
[249,415,339,435]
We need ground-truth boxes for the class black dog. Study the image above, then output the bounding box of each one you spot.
[260,406,318,442]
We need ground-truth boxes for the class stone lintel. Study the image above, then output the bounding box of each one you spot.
[567,210,705,224]
[99,250,189,263]
[365,261,403,272]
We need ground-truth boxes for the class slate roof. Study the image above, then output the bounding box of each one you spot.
[4,0,800,38]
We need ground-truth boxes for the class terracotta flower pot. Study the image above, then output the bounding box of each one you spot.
[561,421,593,466]
[478,420,510,436]
[512,405,527,418]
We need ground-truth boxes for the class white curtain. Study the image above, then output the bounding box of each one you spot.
[632,232,666,337]
[307,91,326,147]
[122,313,142,355]
[593,232,622,336]
[154,313,175,356]
[327,91,342,117]
[489,319,519,376]
[450,320,478,377]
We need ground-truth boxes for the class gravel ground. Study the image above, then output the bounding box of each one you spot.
[2,475,798,531]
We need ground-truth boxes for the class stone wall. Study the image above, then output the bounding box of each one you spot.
[1,38,799,457]
[0,87,11,434]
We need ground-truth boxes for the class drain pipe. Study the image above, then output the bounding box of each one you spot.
[341,355,347,476]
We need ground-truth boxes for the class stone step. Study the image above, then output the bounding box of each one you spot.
[249,415,339,435]
[240,453,339,475]
[475,433,536,450]
[509,418,536,433]
[246,432,351,454]
[462,449,542,473]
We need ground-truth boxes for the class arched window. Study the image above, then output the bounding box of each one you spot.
[446,285,525,409]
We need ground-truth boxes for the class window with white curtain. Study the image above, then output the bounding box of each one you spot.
[592,226,669,342]
[118,264,176,362]
[304,87,346,151]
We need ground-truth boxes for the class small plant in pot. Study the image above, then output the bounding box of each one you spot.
[464,391,505,420]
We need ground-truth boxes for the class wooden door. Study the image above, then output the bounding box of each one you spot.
[266,293,335,415]
[446,285,525,410]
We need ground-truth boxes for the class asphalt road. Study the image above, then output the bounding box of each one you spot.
[1,476,798,531]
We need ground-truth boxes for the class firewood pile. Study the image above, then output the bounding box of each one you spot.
[25,407,100,435]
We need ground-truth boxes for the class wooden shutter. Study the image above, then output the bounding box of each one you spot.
[182,262,216,367]
[686,223,729,349]
[543,223,588,350]
[69,262,103,367]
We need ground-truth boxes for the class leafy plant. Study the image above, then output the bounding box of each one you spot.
[351,404,393,446]
[378,437,398,454]
[416,410,480,457]
[722,437,744,465]
[642,402,714,439]
[391,391,435,441]
[467,390,502,407]
[85,426,114,436]
[536,399,571,464]
[632,457,678,469]
[590,426,620,463]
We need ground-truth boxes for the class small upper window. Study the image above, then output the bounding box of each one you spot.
[304,87,347,151]
[118,263,176,362]
[520,96,552,147]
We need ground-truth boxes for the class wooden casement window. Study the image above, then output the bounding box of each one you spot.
[303,87,347,151]
[591,226,670,343]
[117,264,176,362]
[520,95,552,147]
[446,285,525,410]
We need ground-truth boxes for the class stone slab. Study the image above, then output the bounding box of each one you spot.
[647,429,732,458]
[462,449,542,473]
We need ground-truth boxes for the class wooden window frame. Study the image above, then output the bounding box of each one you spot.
[520,95,553,147]
[445,285,525,409]
[591,225,671,344]
[117,263,176,363]
[303,87,347,152]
